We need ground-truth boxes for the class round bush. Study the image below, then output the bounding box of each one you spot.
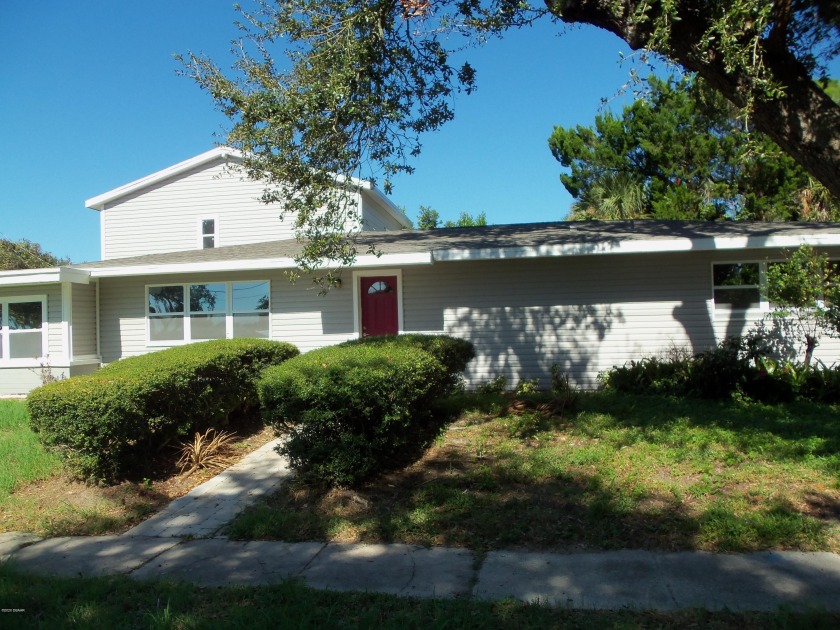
[27,339,299,482]
[259,341,460,486]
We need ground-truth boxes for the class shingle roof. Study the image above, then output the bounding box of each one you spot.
[73,220,840,270]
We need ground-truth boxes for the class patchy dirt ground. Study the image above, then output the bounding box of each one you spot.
[0,423,275,537]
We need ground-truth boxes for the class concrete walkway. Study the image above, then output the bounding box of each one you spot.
[124,438,291,538]
[2,440,840,612]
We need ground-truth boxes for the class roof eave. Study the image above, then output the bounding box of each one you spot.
[85,147,240,210]
[0,267,91,286]
[432,232,840,262]
[81,252,433,278]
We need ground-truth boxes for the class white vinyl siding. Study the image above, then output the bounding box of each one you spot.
[400,249,840,388]
[360,195,407,231]
[0,368,60,397]
[95,247,840,388]
[71,283,98,358]
[101,159,295,259]
[100,158,375,259]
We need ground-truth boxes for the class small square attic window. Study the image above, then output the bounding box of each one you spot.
[201,219,215,249]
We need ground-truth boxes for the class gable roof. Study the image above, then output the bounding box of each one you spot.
[84,147,411,228]
[72,220,840,278]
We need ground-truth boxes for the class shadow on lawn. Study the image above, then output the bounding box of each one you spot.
[227,454,833,552]
[576,392,840,465]
[225,392,838,552]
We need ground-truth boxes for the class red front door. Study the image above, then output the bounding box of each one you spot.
[361,275,399,337]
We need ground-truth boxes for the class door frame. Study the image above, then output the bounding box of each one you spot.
[352,268,404,338]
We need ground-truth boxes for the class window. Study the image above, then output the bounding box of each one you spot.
[712,263,761,311]
[201,219,216,249]
[0,296,47,361]
[367,281,393,294]
[147,281,269,344]
[232,282,270,338]
[148,285,185,341]
[190,283,227,339]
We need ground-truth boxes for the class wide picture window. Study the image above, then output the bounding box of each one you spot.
[148,281,269,343]
[0,297,46,361]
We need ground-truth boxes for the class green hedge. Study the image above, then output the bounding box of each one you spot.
[260,336,473,486]
[600,339,840,403]
[27,339,299,482]
[339,334,475,389]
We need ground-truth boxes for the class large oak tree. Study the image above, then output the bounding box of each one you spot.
[183,1,839,278]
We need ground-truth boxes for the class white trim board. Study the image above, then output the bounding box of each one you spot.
[83,252,434,278]
[0,267,91,286]
[431,233,840,262]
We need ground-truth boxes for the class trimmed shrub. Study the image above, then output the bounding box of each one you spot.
[260,340,467,486]
[339,334,475,391]
[27,339,299,482]
[601,337,840,404]
[685,341,754,399]
[600,356,693,396]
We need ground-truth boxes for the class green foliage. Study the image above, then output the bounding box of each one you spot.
[825,78,840,104]
[569,172,647,220]
[259,337,472,486]
[550,364,580,410]
[181,2,840,275]
[550,75,820,222]
[444,211,488,227]
[604,342,750,401]
[477,375,508,395]
[765,246,840,367]
[601,339,758,400]
[416,206,440,230]
[10,564,837,630]
[339,334,475,391]
[515,377,540,396]
[416,206,488,229]
[26,339,299,482]
[601,336,840,404]
[0,238,69,270]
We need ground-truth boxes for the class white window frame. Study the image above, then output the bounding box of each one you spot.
[0,295,49,366]
[711,261,770,318]
[146,280,270,346]
[198,217,218,250]
[352,268,404,338]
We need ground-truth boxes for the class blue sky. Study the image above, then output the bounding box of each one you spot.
[0,2,750,263]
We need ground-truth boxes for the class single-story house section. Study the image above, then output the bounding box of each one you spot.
[2,148,840,396]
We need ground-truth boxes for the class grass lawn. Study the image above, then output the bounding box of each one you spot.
[0,400,273,537]
[227,391,840,553]
[1,565,837,629]
[0,400,62,501]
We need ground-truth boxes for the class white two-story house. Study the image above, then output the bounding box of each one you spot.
[2,147,840,396]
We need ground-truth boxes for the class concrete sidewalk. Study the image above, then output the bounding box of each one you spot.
[2,438,840,612]
[3,536,840,612]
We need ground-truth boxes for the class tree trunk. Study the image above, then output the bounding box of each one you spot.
[549,0,840,199]
[804,334,817,369]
